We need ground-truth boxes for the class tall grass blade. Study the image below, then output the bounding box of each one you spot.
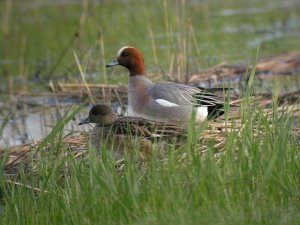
[37,104,85,150]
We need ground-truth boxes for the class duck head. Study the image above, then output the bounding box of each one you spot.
[106,46,146,76]
[78,104,118,126]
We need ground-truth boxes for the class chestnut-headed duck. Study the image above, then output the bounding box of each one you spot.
[78,104,184,159]
[106,46,231,125]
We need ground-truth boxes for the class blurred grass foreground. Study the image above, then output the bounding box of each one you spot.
[0,1,300,225]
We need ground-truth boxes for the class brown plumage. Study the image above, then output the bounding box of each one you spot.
[79,104,185,159]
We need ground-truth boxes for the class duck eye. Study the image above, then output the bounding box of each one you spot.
[121,52,129,57]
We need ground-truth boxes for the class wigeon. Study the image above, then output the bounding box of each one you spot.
[106,46,230,125]
[78,104,184,159]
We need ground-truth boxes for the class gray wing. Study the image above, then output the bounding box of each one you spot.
[149,82,224,107]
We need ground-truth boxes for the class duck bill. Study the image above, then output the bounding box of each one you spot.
[78,117,90,125]
[106,59,119,67]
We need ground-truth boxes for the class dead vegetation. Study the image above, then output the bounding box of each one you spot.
[188,51,300,84]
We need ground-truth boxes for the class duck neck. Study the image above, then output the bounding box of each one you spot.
[94,113,118,126]
[129,76,153,89]
[128,63,146,77]
[128,76,153,114]
[103,113,118,126]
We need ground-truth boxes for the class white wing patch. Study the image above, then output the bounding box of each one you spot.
[196,106,208,122]
[155,99,180,107]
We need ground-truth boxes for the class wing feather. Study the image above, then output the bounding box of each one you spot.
[149,82,224,107]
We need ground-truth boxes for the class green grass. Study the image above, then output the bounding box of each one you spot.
[0,94,299,225]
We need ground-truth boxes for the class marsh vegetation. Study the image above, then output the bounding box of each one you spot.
[0,0,300,224]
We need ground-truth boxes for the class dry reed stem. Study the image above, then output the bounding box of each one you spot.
[6,179,50,193]
[73,50,96,104]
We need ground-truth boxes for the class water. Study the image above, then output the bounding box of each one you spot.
[0,95,88,146]
[0,95,125,147]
